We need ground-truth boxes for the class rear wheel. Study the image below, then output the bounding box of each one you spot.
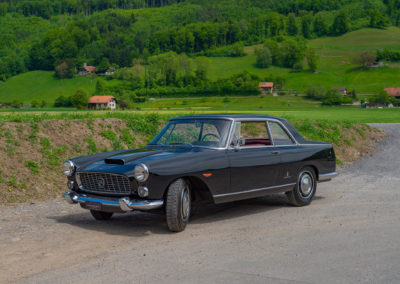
[90,210,114,220]
[286,167,317,206]
[165,179,191,232]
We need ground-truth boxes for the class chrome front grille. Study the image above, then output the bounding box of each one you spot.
[78,172,132,195]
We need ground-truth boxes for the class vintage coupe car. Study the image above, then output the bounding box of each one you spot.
[63,114,337,232]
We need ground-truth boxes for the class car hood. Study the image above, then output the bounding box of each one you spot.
[76,146,212,176]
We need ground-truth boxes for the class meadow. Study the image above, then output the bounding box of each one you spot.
[209,27,400,96]
[2,28,400,104]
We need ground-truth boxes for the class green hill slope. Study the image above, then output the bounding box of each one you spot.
[2,27,400,104]
[209,27,400,95]
[0,71,97,104]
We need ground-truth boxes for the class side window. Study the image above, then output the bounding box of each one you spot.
[238,121,271,146]
[268,122,295,145]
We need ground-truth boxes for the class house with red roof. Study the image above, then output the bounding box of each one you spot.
[78,63,97,76]
[259,82,274,94]
[384,88,400,99]
[88,96,117,110]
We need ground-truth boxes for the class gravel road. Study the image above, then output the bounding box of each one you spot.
[1,123,399,284]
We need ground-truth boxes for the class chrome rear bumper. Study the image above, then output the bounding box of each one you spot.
[318,171,339,182]
[63,191,164,212]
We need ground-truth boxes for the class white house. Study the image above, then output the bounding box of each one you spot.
[88,96,117,110]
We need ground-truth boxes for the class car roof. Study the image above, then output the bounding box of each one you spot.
[170,114,286,121]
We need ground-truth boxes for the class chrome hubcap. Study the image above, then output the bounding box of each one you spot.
[181,188,190,219]
[300,173,313,197]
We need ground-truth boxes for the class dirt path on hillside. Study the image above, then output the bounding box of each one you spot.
[0,124,399,283]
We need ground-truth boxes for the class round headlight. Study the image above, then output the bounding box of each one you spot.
[134,163,149,182]
[63,160,75,176]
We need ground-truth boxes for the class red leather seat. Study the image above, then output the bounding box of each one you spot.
[245,139,271,146]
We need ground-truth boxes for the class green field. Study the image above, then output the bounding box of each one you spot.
[209,27,400,95]
[2,28,400,104]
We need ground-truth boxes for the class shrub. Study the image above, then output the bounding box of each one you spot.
[305,84,325,100]
[255,47,272,68]
[71,89,89,109]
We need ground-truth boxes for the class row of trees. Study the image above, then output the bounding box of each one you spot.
[0,0,182,18]
[255,38,318,71]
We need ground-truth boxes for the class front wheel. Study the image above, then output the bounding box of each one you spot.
[286,167,317,206]
[165,179,191,232]
[90,210,114,220]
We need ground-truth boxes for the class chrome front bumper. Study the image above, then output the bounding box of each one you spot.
[63,191,164,212]
[318,171,339,182]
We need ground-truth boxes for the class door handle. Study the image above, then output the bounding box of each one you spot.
[272,151,280,155]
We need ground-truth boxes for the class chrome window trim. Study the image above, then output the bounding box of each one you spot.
[213,182,296,198]
[226,118,299,150]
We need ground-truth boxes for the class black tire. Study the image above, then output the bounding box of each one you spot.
[90,210,114,220]
[165,178,191,232]
[286,167,317,206]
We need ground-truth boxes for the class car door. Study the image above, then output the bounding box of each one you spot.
[267,120,299,185]
[227,120,281,195]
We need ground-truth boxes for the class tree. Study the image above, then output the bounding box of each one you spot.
[71,89,89,109]
[313,14,328,36]
[301,14,313,39]
[356,51,377,68]
[97,57,110,73]
[331,11,349,35]
[369,9,389,29]
[0,3,7,16]
[54,96,73,107]
[31,100,40,108]
[287,13,298,36]
[305,84,325,100]
[95,80,106,94]
[255,47,272,68]
[195,57,210,81]
[322,90,343,105]
[263,39,280,65]
[305,48,319,72]
[55,60,74,78]
[280,39,303,68]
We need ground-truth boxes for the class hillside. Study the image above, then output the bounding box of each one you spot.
[209,27,400,95]
[2,27,400,104]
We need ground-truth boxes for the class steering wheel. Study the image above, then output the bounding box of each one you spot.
[202,133,220,141]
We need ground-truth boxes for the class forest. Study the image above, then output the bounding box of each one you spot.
[0,0,399,106]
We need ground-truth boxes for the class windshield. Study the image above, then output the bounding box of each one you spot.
[149,119,231,148]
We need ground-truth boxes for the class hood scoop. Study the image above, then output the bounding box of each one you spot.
[104,150,163,165]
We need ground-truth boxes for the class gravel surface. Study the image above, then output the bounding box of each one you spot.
[1,123,399,284]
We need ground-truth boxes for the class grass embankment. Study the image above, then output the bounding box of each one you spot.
[0,113,384,204]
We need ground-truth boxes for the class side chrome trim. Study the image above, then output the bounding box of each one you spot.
[63,191,164,211]
[319,172,339,182]
[213,183,296,198]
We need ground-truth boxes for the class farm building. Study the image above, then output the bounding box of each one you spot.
[259,82,274,94]
[332,87,347,95]
[384,88,400,99]
[78,64,96,76]
[88,96,117,110]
